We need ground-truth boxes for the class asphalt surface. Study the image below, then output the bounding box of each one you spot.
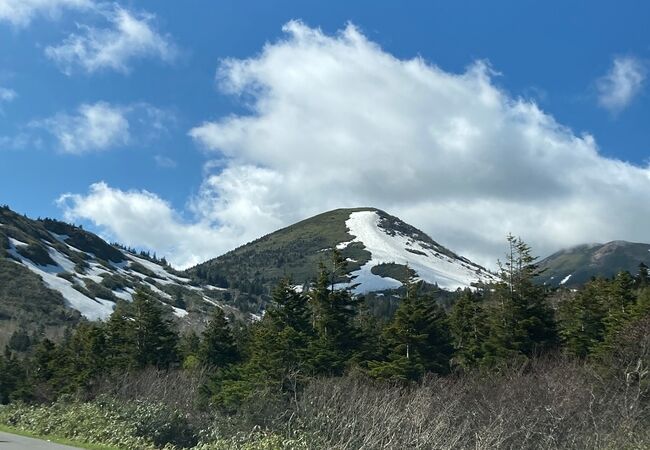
[0,431,82,449]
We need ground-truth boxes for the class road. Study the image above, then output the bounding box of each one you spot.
[0,431,81,449]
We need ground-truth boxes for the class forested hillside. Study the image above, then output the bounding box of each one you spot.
[1,235,648,449]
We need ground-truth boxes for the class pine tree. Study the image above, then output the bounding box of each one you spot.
[198,307,239,369]
[603,271,636,336]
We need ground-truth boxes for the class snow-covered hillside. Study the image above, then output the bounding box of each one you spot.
[337,211,498,293]
[0,207,229,321]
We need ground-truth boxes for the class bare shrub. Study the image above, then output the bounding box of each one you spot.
[289,356,649,449]
[93,367,209,420]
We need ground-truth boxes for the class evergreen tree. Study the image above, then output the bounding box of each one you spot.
[105,301,137,369]
[481,235,557,368]
[309,255,362,375]
[558,278,608,358]
[131,291,179,369]
[179,330,201,370]
[636,263,649,289]
[0,348,29,404]
[206,280,314,410]
[198,307,239,369]
[449,288,488,369]
[369,279,453,381]
[106,291,179,370]
[602,271,636,336]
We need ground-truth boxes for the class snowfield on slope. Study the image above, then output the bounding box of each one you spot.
[338,211,497,293]
[7,238,115,320]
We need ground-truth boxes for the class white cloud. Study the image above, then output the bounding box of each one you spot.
[0,87,16,102]
[32,101,173,154]
[0,0,91,27]
[45,5,177,74]
[597,56,646,114]
[61,22,650,269]
[36,101,129,154]
[58,182,248,269]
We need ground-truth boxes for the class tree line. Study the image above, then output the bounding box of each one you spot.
[1,235,649,410]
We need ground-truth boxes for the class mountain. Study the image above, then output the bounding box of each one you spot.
[0,206,236,340]
[537,240,650,287]
[1,205,497,340]
[189,207,498,295]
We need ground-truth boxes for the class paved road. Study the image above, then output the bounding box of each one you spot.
[0,431,81,449]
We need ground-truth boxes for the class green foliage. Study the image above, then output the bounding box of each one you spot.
[480,235,557,368]
[188,208,375,296]
[198,308,239,369]
[41,218,125,263]
[309,257,363,376]
[449,288,488,368]
[16,242,56,266]
[369,278,453,381]
[0,397,196,449]
[107,291,180,370]
[558,278,608,357]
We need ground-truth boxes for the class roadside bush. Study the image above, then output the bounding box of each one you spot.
[0,396,197,449]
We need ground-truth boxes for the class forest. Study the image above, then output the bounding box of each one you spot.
[0,236,648,449]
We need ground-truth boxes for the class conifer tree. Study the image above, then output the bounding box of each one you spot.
[636,263,649,289]
[603,271,636,336]
[106,291,179,370]
[369,279,453,381]
[131,290,179,369]
[206,280,313,409]
[449,288,488,368]
[309,254,362,375]
[481,235,557,368]
[179,330,201,369]
[558,278,608,358]
[198,307,239,369]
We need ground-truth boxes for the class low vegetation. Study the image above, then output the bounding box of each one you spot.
[0,236,648,449]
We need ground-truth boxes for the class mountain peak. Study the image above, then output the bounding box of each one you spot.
[190,207,497,294]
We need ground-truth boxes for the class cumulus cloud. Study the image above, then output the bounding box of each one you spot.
[33,101,173,154]
[0,0,91,27]
[597,56,646,114]
[45,5,177,74]
[36,101,129,154]
[57,182,265,268]
[62,22,650,268]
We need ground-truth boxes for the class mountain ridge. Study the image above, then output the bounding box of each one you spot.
[189,207,498,294]
[537,240,650,287]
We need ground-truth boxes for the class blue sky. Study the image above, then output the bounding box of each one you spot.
[1,1,649,267]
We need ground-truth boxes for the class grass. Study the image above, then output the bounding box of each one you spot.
[0,423,123,450]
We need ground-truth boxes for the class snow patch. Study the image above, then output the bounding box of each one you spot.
[339,211,497,293]
[171,306,188,318]
[7,240,114,320]
[336,240,353,250]
[560,274,572,285]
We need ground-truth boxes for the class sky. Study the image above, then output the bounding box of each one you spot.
[1,0,649,269]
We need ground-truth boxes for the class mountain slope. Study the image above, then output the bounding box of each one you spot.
[189,207,497,294]
[537,240,650,287]
[0,206,233,337]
